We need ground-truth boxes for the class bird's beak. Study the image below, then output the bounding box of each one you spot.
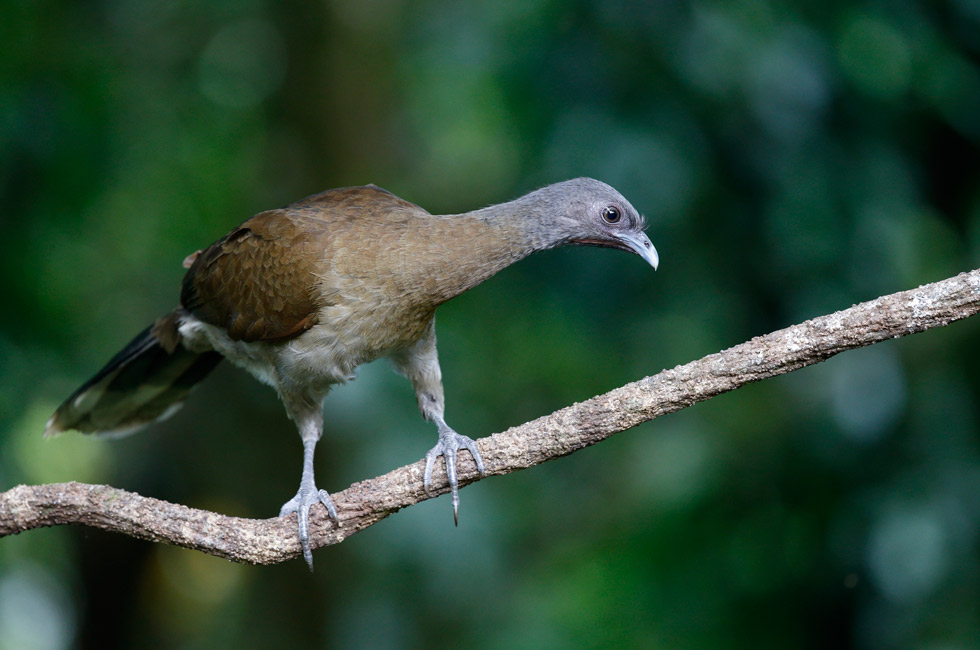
[616,231,659,270]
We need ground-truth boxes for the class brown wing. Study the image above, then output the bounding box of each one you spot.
[180,209,328,342]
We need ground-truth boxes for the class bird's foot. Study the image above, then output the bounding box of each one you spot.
[423,425,485,525]
[279,485,339,571]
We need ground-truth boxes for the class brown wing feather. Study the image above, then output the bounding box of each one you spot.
[181,209,327,342]
[180,185,427,343]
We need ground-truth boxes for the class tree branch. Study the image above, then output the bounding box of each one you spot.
[3,269,980,564]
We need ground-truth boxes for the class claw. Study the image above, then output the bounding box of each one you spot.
[280,488,338,571]
[423,426,485,524]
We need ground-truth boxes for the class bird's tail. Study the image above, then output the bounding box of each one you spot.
[44,311,222,437]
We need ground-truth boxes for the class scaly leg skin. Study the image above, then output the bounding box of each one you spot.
[423,416,486,525]
[279,415,339,571]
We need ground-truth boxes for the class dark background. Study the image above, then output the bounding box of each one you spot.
[3,1,980,648]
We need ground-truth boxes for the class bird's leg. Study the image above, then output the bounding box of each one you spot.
[390,320,485,524]
[278,405,338,570]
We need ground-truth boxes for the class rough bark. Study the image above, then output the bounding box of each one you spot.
[3,269,979,565]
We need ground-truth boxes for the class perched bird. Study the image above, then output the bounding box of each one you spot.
[45,178,659,568]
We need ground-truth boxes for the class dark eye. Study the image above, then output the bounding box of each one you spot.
[601,206,621,224]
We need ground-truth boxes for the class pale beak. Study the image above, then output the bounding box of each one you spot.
[616,231,659,270]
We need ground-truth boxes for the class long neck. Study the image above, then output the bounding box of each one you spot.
[462,187,573,251]
[420,187,583,304]
[355,188,573,311]
[412,208,539,306]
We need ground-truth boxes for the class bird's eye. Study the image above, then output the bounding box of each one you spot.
[601,206,621,224]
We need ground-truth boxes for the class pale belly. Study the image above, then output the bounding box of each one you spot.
[177,301,434,400]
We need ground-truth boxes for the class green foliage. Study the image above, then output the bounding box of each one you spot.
[3,0,980,648]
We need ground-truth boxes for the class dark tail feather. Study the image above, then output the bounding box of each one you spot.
[45,314,221,437]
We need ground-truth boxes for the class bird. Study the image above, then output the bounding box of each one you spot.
[44,178,659,569]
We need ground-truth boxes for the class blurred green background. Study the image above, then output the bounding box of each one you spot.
[3,0,980,648]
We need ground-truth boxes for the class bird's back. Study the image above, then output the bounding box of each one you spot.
[180,185,430,344]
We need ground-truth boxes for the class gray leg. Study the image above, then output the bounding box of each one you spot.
[390,320,485,523]
[278,402,338,570]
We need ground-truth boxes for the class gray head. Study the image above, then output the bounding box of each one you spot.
[512,177,659,270]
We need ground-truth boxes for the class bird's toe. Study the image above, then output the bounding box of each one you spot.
[278,496,300,517]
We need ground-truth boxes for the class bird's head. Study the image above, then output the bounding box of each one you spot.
[532,177,659,270]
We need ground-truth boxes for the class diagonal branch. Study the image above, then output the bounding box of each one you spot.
[3,269,980,565]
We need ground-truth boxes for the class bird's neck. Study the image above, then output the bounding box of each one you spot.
[406,212,538,308]
[462,187,574,251]
[359,189,574,313]
[434,189,582,300]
